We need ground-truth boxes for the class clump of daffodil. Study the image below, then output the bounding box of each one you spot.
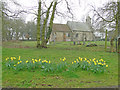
[11,57,13,61]
[6,57,9,61]
[63,57,66,61]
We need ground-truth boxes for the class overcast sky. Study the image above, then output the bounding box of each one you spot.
[7,0,117,24]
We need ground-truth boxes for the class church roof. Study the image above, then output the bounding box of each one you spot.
[67,21,93,32]
[52,24,71,32]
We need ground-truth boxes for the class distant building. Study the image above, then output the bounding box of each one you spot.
[50,16,95,42]
[50,24,71,42]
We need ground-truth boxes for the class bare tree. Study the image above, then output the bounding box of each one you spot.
[91,1,118,52]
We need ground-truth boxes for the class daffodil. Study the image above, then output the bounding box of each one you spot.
[84,58,87,60]
[32,59,34,61]
[64,57,66,60]
[94,63,97,65]
[33,61,35,64]
[49,61,51,63]
[72,62,73,64]
[11,57,13,61]
[6,57,9,61]
[14,65,16,67]
[18,56,21,60]
[20,61,22,63]
[17,62,20,64]
[106,65,108,67]
[79,57,81,60]
[39,59,41,62]
[74,61,76,63]
[26,60,28,63]
[98,63,102,65]
[76,59,79,62]
[63,59,65,61]
[35,59,38,62]
[13,57,16,59]
[80,58,82,61]
[46,61,48,63]
[103,63,106,65]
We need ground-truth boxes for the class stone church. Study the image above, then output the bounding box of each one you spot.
[50,16,95,42]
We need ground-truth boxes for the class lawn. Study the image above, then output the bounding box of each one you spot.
[2,41,118,88]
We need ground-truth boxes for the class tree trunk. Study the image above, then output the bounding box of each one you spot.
[46,1,57,44]
[110,2,119,52]
[41,2,53,48]
[36,0,41,48]
[105,30,107,52]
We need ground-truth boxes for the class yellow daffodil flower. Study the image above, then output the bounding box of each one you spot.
[76,59,79,62]
[106,65,108,67]
[63,59,65,61]
[13,57,16,59]
[18,56,21,60]
[35,59,38,62]
[64,57,66,60]
[94,63,97,65]
[80,58,82,61]
[85,58,87,60]
[32,59,34,61]
[11,57,13,61]
[14,65,16,67]
[103,63,106,65]
[74,61,76,63]
[33,61,35,64]
[79,57,81,60]
[72,62,73,64]
[49,61,51,64]
[17,62,20,64]
[26,60,28,63]
[39,59,41,61]
[20,61,22,63]
[6,57,9,61]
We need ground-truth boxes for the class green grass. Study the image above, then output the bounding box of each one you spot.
[2,41,118,88]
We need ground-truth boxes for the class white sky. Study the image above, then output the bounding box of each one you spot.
[6,0,118,24]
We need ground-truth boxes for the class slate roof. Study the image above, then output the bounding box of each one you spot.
[67,21,93,32]
[52,24,71,32]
